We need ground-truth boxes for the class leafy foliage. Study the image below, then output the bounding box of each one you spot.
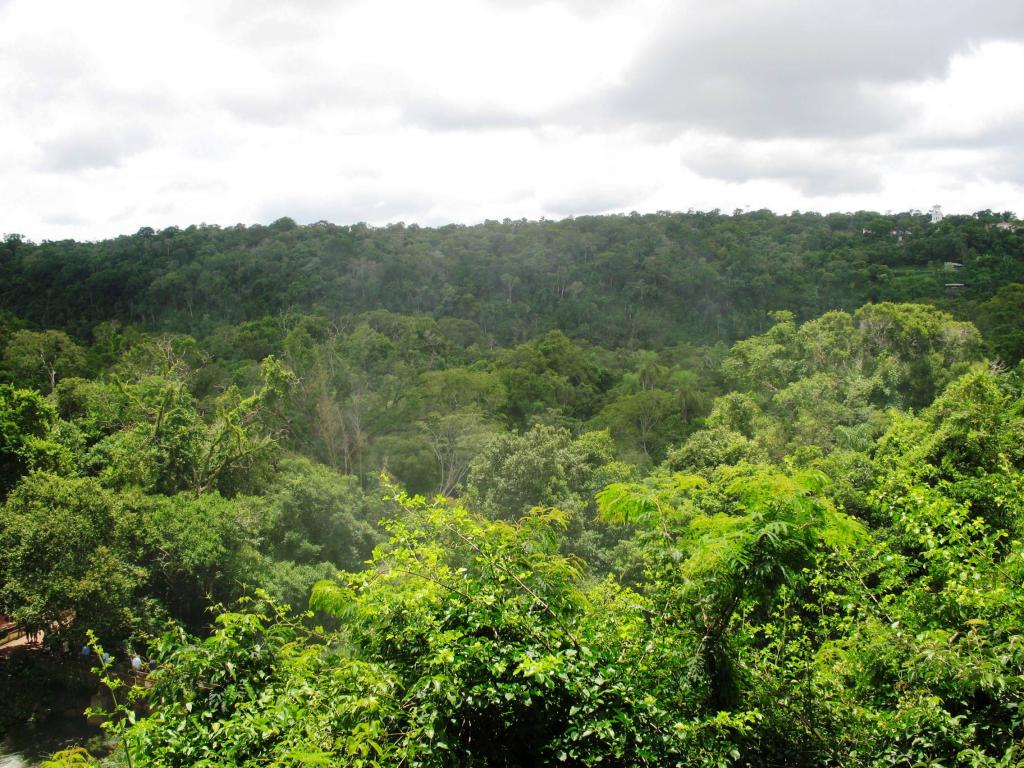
[1,210,1023,765]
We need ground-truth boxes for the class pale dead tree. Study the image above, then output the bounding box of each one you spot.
[341,389,373,478]
[152,335,206,382]
[314,388,347,471]
[422,411,494,497]
[499,273,519,304]
[3,330,85,392]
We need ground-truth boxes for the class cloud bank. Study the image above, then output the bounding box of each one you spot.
[1,0,1022,240]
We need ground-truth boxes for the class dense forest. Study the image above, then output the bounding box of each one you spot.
[1,209,1023,767]
[2,208,1023,352]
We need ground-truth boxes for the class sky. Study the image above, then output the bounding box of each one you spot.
[2,0,1024,241]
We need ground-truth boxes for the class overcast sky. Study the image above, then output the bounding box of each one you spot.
[2,0,1024,241]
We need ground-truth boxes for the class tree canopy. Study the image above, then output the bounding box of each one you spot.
[1,210,1023,766]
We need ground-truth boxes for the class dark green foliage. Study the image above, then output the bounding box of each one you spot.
[975,283,1024,364]
[0,473,148,642]
[1,330,85,392]
[2,211,1021,348]
[259,457,382,570]
[0,383,75,494]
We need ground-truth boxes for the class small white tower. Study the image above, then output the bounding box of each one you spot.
[930,205,943,224]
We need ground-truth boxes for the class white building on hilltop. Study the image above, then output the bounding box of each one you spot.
[930,205,943,224]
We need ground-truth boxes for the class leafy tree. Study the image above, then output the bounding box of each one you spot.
[84,356,293,496]
[466,425,627,519]
[664,427,766,475]
[598,467,864,711]
[2,329,86,392]
[591,388,683,463]
[0,473,148,643]
[465,425,634,570]
[975,282,1024,364]
[0,384,75,495]
[421,409,497,496]
[259,456,382,570]
[143,492,267,629]
[808,366,1024,763]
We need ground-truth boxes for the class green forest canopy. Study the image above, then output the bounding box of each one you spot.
[0,209,1023,767]
[2,208,1022,352]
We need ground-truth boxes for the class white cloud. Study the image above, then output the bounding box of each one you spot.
[0,0,1022,241]
[896,41,1024,145]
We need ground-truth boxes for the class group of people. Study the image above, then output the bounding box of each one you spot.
[0,615,148,679]
[0,613,42,648]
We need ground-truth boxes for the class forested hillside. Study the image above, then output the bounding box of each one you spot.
[1,210,1023,767]
[3,209,1023,353]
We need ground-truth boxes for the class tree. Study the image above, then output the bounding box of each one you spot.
[0,384,74,495]
[598,467,864,710]
[260,457,381,570]
[465,424,629,520]
[813,366,1024,764]
[0,473,147,643]
[592,388,682,462]
[419,367,506,414]
[85,356,294,496]
[3,330,86,392]
[664,427,765,474]
[144,492,267,629]
[975,283,1024,364]
[421,410,496,496]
